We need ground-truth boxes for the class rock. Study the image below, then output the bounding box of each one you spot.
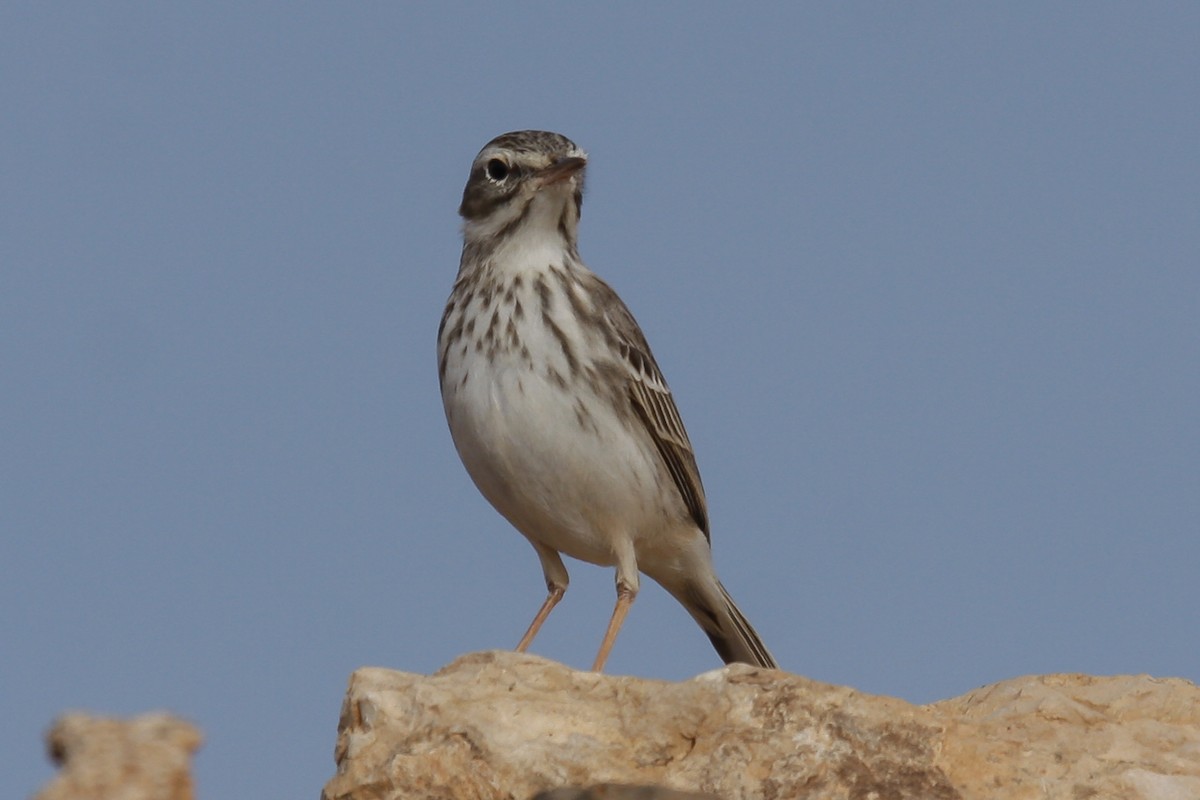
[35,712,203,800]
[322,651,1200,800]
[533,786,720,800]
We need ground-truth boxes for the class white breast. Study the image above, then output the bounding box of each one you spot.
[439,259,670,567]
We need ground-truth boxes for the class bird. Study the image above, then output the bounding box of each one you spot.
[437,130,777,672]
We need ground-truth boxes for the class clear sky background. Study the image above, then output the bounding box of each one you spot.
[3,4,1197,798]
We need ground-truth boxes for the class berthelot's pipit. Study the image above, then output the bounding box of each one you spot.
[438,131,777,671]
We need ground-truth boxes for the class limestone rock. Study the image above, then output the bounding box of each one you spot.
[533,786,720,800]
[322,651,1200,800]
[35,712,202,800]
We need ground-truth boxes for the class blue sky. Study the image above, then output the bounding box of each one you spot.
[3,4,1197,798]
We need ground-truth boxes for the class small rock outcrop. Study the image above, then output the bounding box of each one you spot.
[35,712,202,800]
[322,651,1200,800]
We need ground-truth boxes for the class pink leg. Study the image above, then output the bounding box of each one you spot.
[591,582,636,672]
[516,585,565,652]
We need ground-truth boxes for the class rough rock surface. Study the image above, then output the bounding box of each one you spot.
[533,787,720,800]
[323,651,1200,800]
[35,712,202,800]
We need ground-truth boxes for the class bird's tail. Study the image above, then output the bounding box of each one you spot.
[674,579,778,669]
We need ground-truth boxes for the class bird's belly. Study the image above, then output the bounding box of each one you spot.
[442,356,665,566]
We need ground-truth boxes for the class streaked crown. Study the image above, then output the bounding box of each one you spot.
[459,130,587,223]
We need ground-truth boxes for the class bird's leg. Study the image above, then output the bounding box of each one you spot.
[591,542,640,672]
[517,543,569,653]
[516,584,564,652]
[591,582,637,671]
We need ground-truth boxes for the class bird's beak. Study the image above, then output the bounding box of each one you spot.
[538,156,587,186]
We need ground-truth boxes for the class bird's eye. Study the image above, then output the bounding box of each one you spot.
[486,159,509,181]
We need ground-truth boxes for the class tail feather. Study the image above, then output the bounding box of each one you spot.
[679,579,778,669]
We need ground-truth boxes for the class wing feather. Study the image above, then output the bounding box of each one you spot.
[594,282,709,540]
